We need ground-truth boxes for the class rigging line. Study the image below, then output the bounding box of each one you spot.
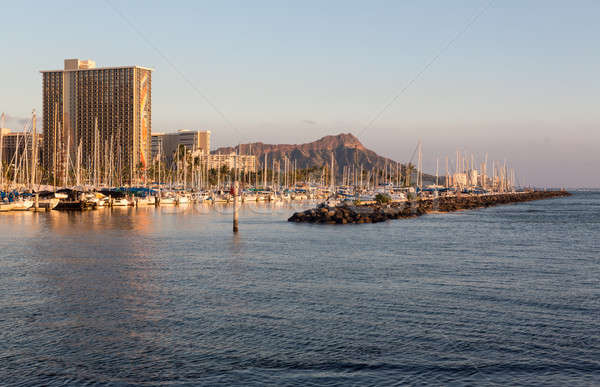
[104,0,247,142]
[357,0,495,139]
[407,141,419,165]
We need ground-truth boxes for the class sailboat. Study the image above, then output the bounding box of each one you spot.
[176,193,190,205]
[242,191,258,202]
[0,196,34,211]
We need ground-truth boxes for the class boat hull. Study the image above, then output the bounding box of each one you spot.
[55,201,96,211]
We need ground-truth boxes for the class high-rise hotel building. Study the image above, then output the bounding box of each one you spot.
[151,130,211,164]
[41,59,153,183]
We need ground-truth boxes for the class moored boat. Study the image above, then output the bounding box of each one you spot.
[0,199,33,211]
[176,194,190,205]
[112,197,131,207]
[135,196,156,206]
[242,193,258,202]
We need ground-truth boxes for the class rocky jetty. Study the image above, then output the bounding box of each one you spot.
[288,191,571,224]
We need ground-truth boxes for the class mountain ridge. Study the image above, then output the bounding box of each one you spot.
[213,133,438,184]
[213,133,397,172]
[214,133,436,184]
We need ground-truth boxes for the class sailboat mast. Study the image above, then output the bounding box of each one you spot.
[436,157,439,186]
[417,141,422,190]
[64,129,70,187]
[30,110,37,188]
[263,153,267,189]
[483,153,488,189]
[330,152,334,192]
[445,156,449,188]
[53,105,57,189]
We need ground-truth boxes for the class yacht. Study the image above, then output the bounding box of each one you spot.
[0,198,34,211]
[176,194,190,205]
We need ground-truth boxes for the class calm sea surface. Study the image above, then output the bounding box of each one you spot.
[1,191,599,386]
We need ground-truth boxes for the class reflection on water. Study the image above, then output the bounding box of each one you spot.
[1,194,599,385]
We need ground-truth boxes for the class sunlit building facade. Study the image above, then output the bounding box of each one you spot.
[0,128,43,165]
[197,153,257,173]
[151,130,211,165]
[41,59,153,183]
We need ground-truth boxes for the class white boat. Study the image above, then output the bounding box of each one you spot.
[0,199,34,211]
[243,193,258,202]
[136,196,156,206]
[159,196,177,205]
[322,198,340,207]
[96,198,108,207]
[38,198,60,210]
[82,192,104,208]
[17,199,34,210]
[112,197,131,207]
[210,193,231,203]
[177,195,190,205]
[390,193,407,202]
[95,193,110,207]
[193,193,210,202]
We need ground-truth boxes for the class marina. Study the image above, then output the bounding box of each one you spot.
[2,110,534,216]
[1,117,549,219]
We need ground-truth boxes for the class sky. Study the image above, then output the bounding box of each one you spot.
[1,0,598,187]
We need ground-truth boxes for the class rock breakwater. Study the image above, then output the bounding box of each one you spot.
[288,190,571,224]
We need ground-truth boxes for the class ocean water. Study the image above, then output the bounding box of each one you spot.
[0,192,598,386]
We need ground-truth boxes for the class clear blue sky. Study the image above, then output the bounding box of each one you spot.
[1,0,598,187]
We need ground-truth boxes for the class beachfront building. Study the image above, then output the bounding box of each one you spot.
[151,130,211,165]
[195,152,257,173]
[0,128,43,165]
[40,58,153,184]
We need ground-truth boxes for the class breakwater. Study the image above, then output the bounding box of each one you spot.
[288,190,571,224]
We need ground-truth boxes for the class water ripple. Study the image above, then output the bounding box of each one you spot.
[0,193,599,385]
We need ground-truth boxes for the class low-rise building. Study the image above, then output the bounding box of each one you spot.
[193,152,257,173]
